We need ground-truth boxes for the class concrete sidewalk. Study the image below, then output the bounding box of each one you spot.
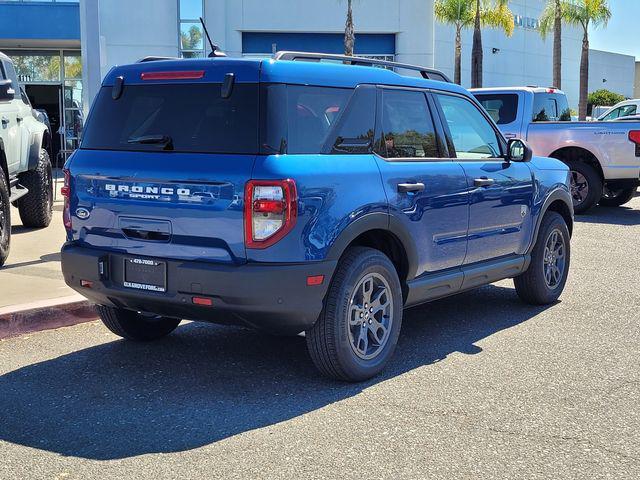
[0,172,76,308]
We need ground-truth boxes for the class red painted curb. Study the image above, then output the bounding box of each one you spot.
[0,298,96,339]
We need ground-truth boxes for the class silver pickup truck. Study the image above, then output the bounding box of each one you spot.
[471,87,640,213]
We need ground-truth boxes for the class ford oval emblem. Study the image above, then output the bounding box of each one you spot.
[76,207,91,220]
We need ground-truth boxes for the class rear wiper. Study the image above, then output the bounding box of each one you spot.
[128,134,173,150]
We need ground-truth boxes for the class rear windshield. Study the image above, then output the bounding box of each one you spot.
[474,93,518,125]
[81,83,259,154]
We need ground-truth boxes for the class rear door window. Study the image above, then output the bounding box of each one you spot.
[376,89,439,159]
[473,94,518,125]
[81,83,259,154]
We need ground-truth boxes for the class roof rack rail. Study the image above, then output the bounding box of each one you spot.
[137,56,180,63]
[274,51,451,83]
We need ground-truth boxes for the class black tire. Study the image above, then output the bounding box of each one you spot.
[306,247,403,382]
[598,186,637,208]
[96,305,181,341]
[17,148,53,228]
[514,212,570,305]
[0,173,10,267]
[567,160,602,215]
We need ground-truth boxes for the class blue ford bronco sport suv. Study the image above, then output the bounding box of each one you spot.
[61,52,573,381]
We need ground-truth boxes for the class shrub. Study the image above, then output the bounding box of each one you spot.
[588,89,625,107]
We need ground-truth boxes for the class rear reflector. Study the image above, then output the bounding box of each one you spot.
[141,70,205,81]
[80,280,93,288]
[62,168,72,230]
[306,275,325,286]
[192,296,213,306]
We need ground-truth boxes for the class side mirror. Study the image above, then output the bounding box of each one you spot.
[507,138,533,162]
[0,79,15,102]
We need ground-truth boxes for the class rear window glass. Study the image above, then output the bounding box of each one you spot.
[533,93,571,122]
[261,85,352,154]
[474,94,518,125]
[81,83,259,154]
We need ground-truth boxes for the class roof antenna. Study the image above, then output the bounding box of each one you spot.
[200,17,226,57]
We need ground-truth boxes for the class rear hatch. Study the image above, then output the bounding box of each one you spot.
[68,58,262,264]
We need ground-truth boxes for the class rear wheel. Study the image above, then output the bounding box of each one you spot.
[96,305,181,341]
[598,186,637,208]
[567,161,602,214]
[0,173,10,267]
[306,247,403,382]
[17,149,53,228]
[514,212,570,305]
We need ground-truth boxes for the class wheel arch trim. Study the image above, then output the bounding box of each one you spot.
[527,188,573,255]
[325,212,420,281]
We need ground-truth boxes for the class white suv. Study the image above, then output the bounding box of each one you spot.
[0,51,54,267]
[598,99,640,121]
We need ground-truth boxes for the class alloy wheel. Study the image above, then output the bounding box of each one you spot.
[348,272,394,360]
[570,170,589,207]
[543,228,566,289]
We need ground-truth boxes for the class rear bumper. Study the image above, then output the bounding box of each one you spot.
[61,243,336,335]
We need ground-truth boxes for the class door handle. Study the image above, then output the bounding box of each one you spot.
[474,177,495,187]
[397,182,425,193]
[16,116,23,122]
[1,117,8,126]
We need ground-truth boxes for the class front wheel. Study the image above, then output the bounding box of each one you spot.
[0,173,10,267]
[514,212,570,305]
[306,247,403,382]
[96,305,181,341]
[598,186,637,208]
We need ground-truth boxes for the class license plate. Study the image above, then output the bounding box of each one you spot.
[123,258,166,293]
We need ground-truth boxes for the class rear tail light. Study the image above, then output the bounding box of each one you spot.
[62,168,72,230]
[630,131,640,156]
[244,179,297,249]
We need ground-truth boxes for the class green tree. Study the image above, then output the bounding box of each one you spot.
[434,0,513,87]
[470,0,514,88]
[434,0,475,85]
[588,89,624,107]
[539,0,563,89]
[561,0,611,120]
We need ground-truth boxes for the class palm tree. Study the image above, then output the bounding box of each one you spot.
[470,0,514,88]
[561,0,611,120]
[343,0,355,56]
[434,0,475,85]
[539,0,563,89]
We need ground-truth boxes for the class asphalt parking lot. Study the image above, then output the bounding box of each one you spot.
[0,195,638,479]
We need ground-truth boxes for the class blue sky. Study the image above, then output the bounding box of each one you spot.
[589,0,639,60]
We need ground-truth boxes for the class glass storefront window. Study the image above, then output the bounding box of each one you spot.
[178,0,205,58]
[7,50,61,83]
[180,22,204,50]
[63,52,82,80]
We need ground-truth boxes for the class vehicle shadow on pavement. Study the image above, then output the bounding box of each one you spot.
[575,205,640,226]
[0,284,552,460]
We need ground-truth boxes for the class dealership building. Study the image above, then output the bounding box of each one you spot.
[1,0,637,159]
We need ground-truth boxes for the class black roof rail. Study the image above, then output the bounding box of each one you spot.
[137,56,180,63]
[273,51,451,83]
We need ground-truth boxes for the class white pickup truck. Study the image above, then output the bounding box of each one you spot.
[471,87,640,213]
